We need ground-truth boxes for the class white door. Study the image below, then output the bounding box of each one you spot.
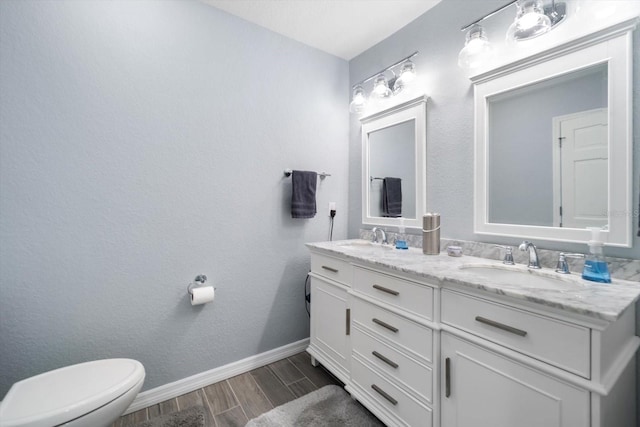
[552,108,608,228]
[441,332,589,427]
[309,277,350,382]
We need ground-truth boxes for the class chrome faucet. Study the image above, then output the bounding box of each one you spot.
[371,227,388,245]
[519,241,541,269]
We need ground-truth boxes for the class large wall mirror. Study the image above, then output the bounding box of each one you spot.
[361,95,427,229]
[474,22,635,247]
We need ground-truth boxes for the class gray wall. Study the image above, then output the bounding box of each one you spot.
[347,0,640,261]
[0,0,349,395]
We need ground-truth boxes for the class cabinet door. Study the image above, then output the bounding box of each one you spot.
[441,332,589,427]
[309,277,350,381]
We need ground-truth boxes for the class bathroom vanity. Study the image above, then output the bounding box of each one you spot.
[306,240,640,427]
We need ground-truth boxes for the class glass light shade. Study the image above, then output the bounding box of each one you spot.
[372,74,392,98]
[349,84,366,114]
[398,60,416,84]
[507,0,551,41]
[458,25,493,70]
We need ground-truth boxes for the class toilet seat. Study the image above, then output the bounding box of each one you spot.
[0,358,145,427]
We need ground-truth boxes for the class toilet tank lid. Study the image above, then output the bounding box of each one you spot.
[0,358,145,427]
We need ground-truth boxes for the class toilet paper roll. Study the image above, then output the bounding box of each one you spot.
[190,286,215,306]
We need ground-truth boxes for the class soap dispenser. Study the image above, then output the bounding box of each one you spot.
[395,218,408,250]
[582,227,611,283]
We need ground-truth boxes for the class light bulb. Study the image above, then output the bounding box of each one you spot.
[506,0,551,41]
[398,60,416,84]
[372,74,391,98]
[458,24,493,71]
[349,84,366,114]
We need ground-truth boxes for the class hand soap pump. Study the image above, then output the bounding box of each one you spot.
[581,227,611,283]
[395,218,408,250]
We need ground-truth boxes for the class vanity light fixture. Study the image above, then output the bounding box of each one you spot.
[349,51,418,114]
[458,0,567,70]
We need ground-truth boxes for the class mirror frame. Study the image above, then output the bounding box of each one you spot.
[361,95,428,229]
[473,20,637,247]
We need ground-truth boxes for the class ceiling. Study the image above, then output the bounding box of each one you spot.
[199,0,442,60]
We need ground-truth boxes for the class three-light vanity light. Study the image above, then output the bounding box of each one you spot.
[349,51,418,114]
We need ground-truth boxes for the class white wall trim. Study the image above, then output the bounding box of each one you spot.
[124,338,310,414]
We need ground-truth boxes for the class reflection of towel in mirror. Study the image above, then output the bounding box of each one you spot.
[291,170,317,219]
[382,177,402,217]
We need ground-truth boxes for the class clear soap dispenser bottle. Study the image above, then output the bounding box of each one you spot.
[582,227,611,283]
[395,218,408,250]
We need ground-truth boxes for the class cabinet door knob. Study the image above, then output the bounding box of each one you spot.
[322,265,339,273]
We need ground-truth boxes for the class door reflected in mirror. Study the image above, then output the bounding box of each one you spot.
[487,64,608,228]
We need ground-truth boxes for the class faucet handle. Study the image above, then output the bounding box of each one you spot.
[494,245,515,265]
[555,253,585,274]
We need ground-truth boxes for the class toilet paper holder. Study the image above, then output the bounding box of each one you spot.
[187,274,213,295]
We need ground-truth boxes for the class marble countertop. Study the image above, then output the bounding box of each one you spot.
[307,239,640,322]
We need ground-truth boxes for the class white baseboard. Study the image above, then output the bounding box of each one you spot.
[124,338,310,414]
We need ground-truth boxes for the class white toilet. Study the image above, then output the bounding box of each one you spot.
[0,358,145,427]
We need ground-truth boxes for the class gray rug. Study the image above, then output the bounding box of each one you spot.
[133,405,207,427]
[245,385,384,426]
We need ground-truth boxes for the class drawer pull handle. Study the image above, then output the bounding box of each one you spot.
[475,316,528,337]
[346,309,351,336]
[445,357,451,398]
[372,318,399,333]
[372,284,399,296]
[371,384,398,406]
[372,351,399,369]
[322,265,339,273]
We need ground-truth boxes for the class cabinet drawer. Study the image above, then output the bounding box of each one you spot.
[352,325,433,404]
[353,267,433,320]
[352,356,433,427]
[353,298,433,363]
[441,290,590,378]
[311,253,352,285]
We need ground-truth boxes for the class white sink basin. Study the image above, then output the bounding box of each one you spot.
[458,264,583,290]
[336,240,394,250]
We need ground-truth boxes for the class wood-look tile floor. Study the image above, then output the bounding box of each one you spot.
[112,352,342,427]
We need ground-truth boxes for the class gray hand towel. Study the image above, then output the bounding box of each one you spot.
[291,170,317,219]
[382,177,402,217]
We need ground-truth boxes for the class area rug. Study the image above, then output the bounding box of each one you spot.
[133,405,207,427]
[245,385,384,426]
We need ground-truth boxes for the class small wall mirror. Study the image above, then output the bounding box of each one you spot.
[361,96,427,229]
[474,22,635,247]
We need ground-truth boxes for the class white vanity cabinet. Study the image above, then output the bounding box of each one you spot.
[307,252,352,384]
[309,249,437,427]
[307,245,639,427]
[440,288,637,427]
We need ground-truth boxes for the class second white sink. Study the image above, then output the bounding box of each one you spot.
[458,263,584,290]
